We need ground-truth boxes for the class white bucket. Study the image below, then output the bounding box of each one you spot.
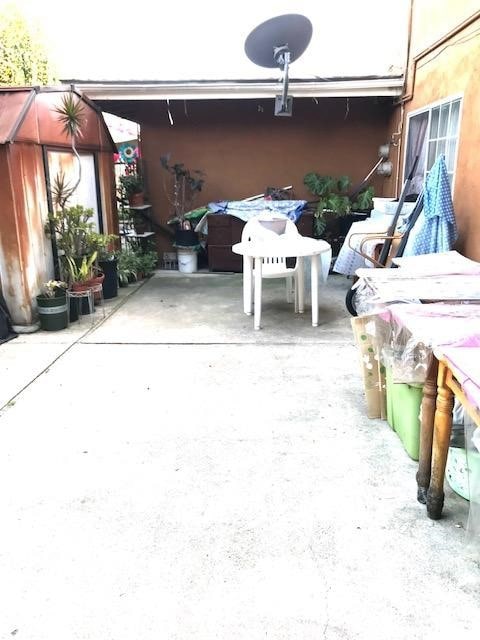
[177,249,197,273]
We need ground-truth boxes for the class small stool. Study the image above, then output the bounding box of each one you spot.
[66,288,94,326]
[89,283,106,319]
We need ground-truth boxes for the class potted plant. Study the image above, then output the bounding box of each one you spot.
[137,250,158,277]
[64,252,103,311]
[36,280,68,331]
[160,154,205,245]
[46,204,95,261]
[303,172,374,255]
[120,173,145,207]
[160,154,205,272]
[86,232,119,299]
[117,249,140,286]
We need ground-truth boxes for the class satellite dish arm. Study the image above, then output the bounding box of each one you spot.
[281,50,290,108]
[274,45,290,111]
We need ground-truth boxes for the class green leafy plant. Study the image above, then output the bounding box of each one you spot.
[303,173,374,235]
[137,250,158,276]
[160,154,205,226]
[352,186,375,212]
[119,174,143,198]
[0,4,54,86]
[46,205,95,259]
[86,232,118,260]
[116,249,140,283]
[64,252,98,285]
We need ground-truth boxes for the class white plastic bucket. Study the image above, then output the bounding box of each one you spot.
[177,249,197,273]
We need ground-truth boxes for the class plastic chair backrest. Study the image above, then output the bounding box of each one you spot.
[241,216,299,274]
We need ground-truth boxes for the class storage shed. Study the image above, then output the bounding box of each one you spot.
[0,86,117,329]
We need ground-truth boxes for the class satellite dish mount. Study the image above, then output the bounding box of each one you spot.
[244,14,313,117]
[273,45,292,116]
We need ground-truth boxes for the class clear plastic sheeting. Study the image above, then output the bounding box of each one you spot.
[352,276,417,317]
[378,304,480,384]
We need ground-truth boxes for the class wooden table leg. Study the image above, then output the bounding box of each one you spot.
[253,257,262,330]
[311,254,319,327]
[416,357,438,504]
[427,361,454,519]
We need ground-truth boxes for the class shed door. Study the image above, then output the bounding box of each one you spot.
[46,150,102,231]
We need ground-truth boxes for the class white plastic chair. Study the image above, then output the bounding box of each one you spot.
[241,215,303,314]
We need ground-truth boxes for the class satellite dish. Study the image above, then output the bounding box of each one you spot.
[244,14,313,116]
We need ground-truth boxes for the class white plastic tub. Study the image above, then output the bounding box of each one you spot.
[177,249,198,273]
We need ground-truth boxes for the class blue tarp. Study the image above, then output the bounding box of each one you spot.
[208,199,307,222]
[407,155,457,256]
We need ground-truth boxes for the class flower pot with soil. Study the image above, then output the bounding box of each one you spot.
[36,281,68,331]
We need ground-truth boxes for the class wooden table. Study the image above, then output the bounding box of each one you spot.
[417,349,480,519]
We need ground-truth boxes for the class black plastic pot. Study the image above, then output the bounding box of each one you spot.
[36,294,68,331]
[174,228,198,247]
[99,258,118,300]
[69,297,79,322]
[339,212,369,236]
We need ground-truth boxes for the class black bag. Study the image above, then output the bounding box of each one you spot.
[0,293,17,344]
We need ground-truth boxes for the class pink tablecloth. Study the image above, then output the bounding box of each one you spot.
[378,303,480,383]
[382,303,480,348]
[438,346,480,411]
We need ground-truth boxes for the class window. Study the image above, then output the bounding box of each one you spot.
[404,97,461,195]
[46,150,102,232]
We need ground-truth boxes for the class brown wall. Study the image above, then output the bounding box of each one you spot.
[131,97,393,252]
[394,4,480,260]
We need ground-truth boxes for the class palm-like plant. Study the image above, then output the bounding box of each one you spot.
[54,91,85,197]
[51,171,76,211]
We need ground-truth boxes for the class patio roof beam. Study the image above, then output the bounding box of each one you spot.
[70,77,404,101]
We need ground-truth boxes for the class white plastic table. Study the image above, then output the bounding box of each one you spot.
[232,237,331,330]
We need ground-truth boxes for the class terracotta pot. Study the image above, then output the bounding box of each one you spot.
[128,192,144,207]
[71,273,105,303]
[88,273,105,302]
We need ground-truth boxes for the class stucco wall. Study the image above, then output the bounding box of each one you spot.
[397,5,480,259]
[134,97,393,251]
[409,0,479,56]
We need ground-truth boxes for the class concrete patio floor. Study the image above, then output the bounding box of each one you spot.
[1,272,479,639]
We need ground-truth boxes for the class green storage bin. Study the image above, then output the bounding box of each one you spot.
[386,367,423,460]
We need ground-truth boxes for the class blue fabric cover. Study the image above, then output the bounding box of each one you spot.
[208,199,307,222]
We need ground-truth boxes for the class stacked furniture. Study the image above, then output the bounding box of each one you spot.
[207,212,313,272]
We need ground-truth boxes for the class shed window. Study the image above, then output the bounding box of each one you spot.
[47,150,102,231]
[404,97,461,195]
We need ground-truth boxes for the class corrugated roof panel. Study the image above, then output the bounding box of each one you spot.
[0,90,34,144]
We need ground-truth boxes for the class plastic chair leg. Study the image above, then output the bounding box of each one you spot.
[297,258,305,313]
[285,276,294,303]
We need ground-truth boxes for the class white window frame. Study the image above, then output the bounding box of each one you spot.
[403,94,463,194]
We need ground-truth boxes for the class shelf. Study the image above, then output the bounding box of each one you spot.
[120,231,155,238]
[128,204,152,210]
